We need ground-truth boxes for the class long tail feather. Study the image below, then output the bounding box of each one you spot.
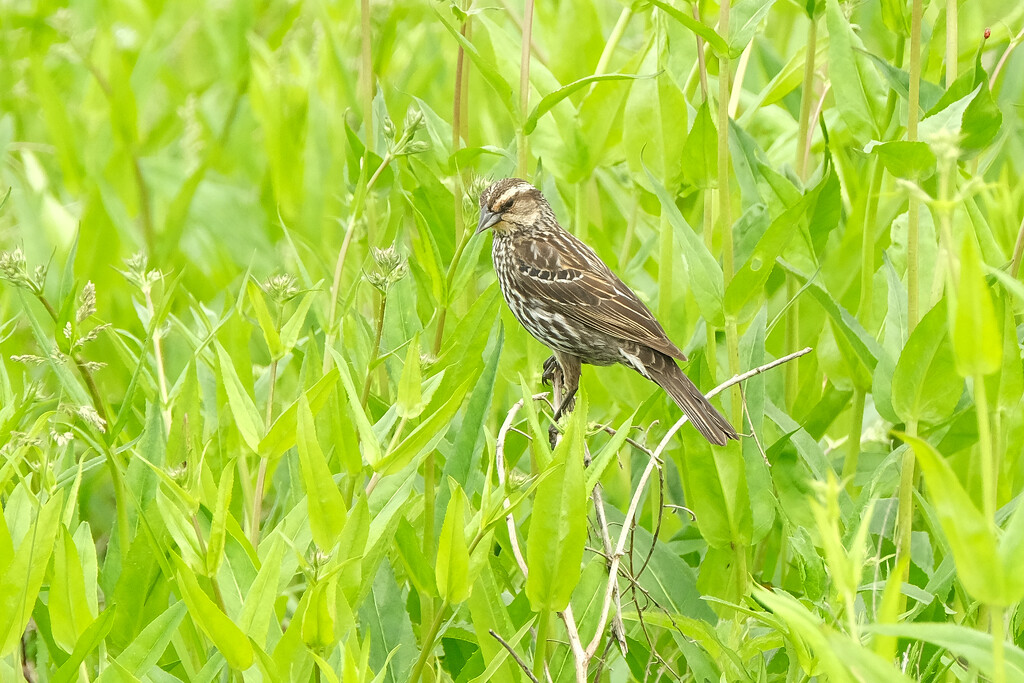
[641,351,738,446]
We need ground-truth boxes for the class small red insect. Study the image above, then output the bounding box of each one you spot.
[985,28,991,39]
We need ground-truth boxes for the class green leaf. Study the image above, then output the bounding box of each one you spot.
[50,607,118,683]
[863,140,936,179]
[585,410,637,491]
[297,394,348,549]
[374,378,472,475]
[433,8,516,119]
[680,102,718,189]
[525,72,652,134]
[206,466,234,576]
[49,527,94,653]
[645,165,725,327]
[869,623,1024,679]
[649,0,730,56]
[171,553,255,670]
[109,602,187,677]
[726,180,822,316]
[898,434,1008,605]
[953,236,1001,377]
[0,491,64,656]
[826,0,884,143]
[330,348,383,467]
[680,438,752,549]
[396,333,424,419]
[258,368,339,460]
[280,289,318,354]
[395,517,437,598]
[247,280,283,360]
[436,480,471,604]
[729,0,778,55]
[238,536,286,641]
[215,341,263,452]
[525,395,587,612]
[891,303,961,424]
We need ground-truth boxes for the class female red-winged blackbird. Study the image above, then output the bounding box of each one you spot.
[477,177,738,446]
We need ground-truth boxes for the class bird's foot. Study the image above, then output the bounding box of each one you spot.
[541,355,562,386]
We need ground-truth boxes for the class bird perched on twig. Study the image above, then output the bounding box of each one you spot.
[477,177,738,447]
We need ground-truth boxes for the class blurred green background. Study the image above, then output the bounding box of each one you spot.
[2,0,1024,680]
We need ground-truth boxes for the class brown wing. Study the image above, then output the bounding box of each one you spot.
[510,230,686,360]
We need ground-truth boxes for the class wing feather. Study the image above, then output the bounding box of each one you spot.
[510,231,686,360]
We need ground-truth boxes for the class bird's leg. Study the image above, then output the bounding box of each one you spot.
[548,353,581,448]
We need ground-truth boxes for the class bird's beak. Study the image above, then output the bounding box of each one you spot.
[476,208,502,234]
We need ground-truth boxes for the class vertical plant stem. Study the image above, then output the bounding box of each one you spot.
[360,0,374,151]
[1008,214,1024,279]
[717,0,740,426]
[992,604,1007,683]
[322,152,394,373]
[859,159,884,324]
[532,610,551,679]
[895,418,917,615]
[251,357,278,549]
[361,292,388,405]
[946,0,957,88]
[595,7,632,78]
[907,0,923,333]
[785,277,799,409]
[435,15,472,354]
[144,288,172,432]
[842,388,864,485]
[796,14,818,180]
[658,203,673,324]
[704,192,717,382]
[975,374,997,524]
[410,600,449,682]
[517,0,535,177]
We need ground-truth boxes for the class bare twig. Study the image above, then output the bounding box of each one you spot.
[489,630,541,683]
[584,347,813,659]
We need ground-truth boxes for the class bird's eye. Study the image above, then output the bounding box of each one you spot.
[498,198,514,212]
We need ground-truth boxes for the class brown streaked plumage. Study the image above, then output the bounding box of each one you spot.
[476,177,738,446]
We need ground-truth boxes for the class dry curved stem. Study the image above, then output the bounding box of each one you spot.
[584,347,813,660]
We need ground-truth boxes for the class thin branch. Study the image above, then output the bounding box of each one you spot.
[489,630,541,683]
[585,347,813,657]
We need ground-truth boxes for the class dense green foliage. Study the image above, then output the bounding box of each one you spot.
[2,0,1024,680]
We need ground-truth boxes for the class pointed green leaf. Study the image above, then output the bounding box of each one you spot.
[953,237,1001,377]
[297,394,348,549]
[525,396,587,612]
[436,480,471,604]
[215,341,263,452]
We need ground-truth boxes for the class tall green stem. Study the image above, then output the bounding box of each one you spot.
[796,14,818,180]
[895,419,917,616]
[842,388,864,486]
[360,0,374,151]
[517,0,535,177]
[907,0,923,333]
[717,0,739,426]
[976,374,996,524]
[410,600,449,682]
[532,610,551,679]
[992,605,1007,683]
[251,357,278,549]
[945,0,957,88]
[361,292,388,405]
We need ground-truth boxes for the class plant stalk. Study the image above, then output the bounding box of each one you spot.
[946,0,957,88]
[517,0,535,177]
[532,610,551,679]
[907,0,923,333]
[717,0,740,426]
[410,600,450,682]
[361,292,388,406]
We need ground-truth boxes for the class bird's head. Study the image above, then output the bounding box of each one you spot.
[476,178,549,235]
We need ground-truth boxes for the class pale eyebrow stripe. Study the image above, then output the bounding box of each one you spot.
[493,184,528,209]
